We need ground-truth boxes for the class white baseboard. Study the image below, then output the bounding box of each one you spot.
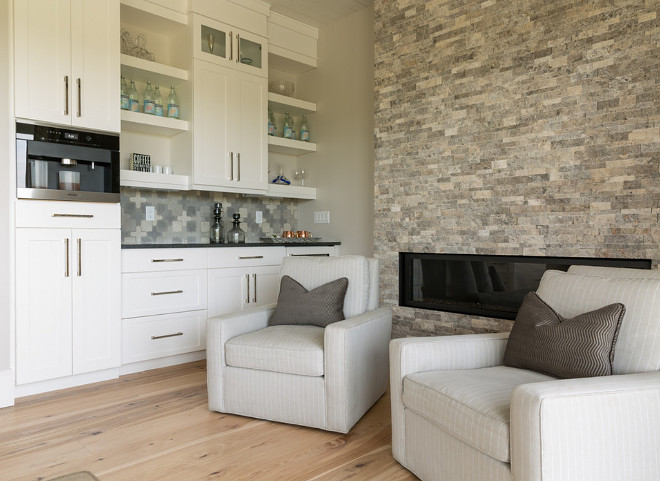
[14,368,120,399]
[0,369,14,407]
[119,351,206,376]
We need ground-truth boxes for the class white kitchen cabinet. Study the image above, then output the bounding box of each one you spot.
[14,0,120,132]
[207,265,280,317]
[192,60,267,194]
[193,14,267,78]
[15,226,121,384]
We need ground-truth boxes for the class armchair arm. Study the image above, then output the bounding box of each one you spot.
[206,304,275,411]
[389,332,510,463]
[324,307,392,433]
[511,371,660,481]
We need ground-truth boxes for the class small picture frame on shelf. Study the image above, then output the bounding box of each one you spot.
[129,153,151,172]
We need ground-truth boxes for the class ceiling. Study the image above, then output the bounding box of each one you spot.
[266,0,373,29]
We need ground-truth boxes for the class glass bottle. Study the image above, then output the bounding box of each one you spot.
[283,112,293,139]
[167,85,179,119]
[299,115,310,142]
[120,76,129,110]
[210,202,225,244]
[154,86,163,117]
[268,108,276,136]
[228,213,246,244]
[128,80,139,112]
[143,82,155,115]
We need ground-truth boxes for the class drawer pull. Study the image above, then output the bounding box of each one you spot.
[151,289,184,296]
[53,213,94,218]
[151,258,184,263]
[238,256,264,260]
[151,332,183,340]
[289,253,330,257]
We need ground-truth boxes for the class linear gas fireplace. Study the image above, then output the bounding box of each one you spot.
[399,253,651,320]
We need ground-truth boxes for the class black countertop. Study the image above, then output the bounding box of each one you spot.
[122,241,341,249]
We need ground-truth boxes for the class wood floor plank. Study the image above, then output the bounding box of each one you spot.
[0,361,417,481]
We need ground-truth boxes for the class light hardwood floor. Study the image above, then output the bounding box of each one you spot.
[0,361,418,481]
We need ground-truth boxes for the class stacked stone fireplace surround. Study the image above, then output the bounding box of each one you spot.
[373,0,660,338]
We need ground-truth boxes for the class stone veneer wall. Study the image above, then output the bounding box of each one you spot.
[374,0,660,337]
[121,187,298,244]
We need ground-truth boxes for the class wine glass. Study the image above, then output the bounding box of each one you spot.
[294,169,306,186]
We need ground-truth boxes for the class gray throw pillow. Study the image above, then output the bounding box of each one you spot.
[503,292,625,378]
[268,275,349,328]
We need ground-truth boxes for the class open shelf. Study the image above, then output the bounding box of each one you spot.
[268,136,316,155]
[268,92,316,116]
[121,54,189,87]
[120,0,188,31]
[120,169,191,190]
[121,110,189,136]
[266,183,316,199]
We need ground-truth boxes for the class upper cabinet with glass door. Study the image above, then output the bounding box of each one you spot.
[193,14,267,78]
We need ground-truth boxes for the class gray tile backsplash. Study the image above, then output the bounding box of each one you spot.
[121,187,298,244]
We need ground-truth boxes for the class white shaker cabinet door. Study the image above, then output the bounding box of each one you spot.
[207,267,246,318]
[15,228,73,385]
[72,228,121,374]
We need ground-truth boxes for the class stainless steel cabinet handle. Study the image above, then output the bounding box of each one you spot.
[236,33,240,63]
[151,258,184,263]
[229,32,233,61]
[64,238,69,277]
[64,76,69,115]
[237,152,241,181]
[76,78,81,117]
[229,152,234,180]
[151,332,183,340]
[289,253,330,257]
[245,274,250,304]
[77,238,81,277]
[151,290,184,296]
[238,256,263,260]
[252,273,257,303]
[52,213,94,218]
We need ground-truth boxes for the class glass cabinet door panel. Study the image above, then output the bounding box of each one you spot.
[200,24,228,60]
[238,36,262,70]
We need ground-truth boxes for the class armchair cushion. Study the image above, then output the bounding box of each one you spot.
[268,275,348,327]
[402,366,555,463]
[503,292,625,378]
[226,325,325,377]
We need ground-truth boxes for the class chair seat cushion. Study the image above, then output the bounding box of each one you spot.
[402,366,555,463]
[226,325,325,377]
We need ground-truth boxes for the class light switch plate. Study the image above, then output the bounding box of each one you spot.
[255,211,263,224]
[146,206,155,221]
[314,211,330,224]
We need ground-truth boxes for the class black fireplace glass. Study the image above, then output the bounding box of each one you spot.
[399,253,651,320]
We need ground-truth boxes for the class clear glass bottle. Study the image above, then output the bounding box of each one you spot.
[210,202,225,244]
[167,85,179,119]
[283,112,293,139]
[268,108,276,136]
[143,82,155,115]
[128,80,139,112]
[153,86,163,117]
[120,76,129,110]
[299,115,310,142]
[228,213,246,244]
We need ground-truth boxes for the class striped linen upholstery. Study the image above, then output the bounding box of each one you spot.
[568,265,660,279]
[224,366,326,429]
[405,410,512,481]
[279,256,370,318]
[403,366,555,463]
[537,270,660,374]
[225,325,325,377]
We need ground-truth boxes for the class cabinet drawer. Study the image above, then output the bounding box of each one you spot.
[122,311,207,364]
[122,248,208,273]
[16,200,120,229]
[286,246,338,257]
[122,269,207,318]
[208,246,285,268]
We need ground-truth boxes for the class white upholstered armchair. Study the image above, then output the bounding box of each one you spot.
[207,255,391,433]
[390,265,660,481]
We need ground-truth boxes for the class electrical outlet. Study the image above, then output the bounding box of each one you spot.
[314,211,330,224]
[255,211,263,224]
[146,206,155,221]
